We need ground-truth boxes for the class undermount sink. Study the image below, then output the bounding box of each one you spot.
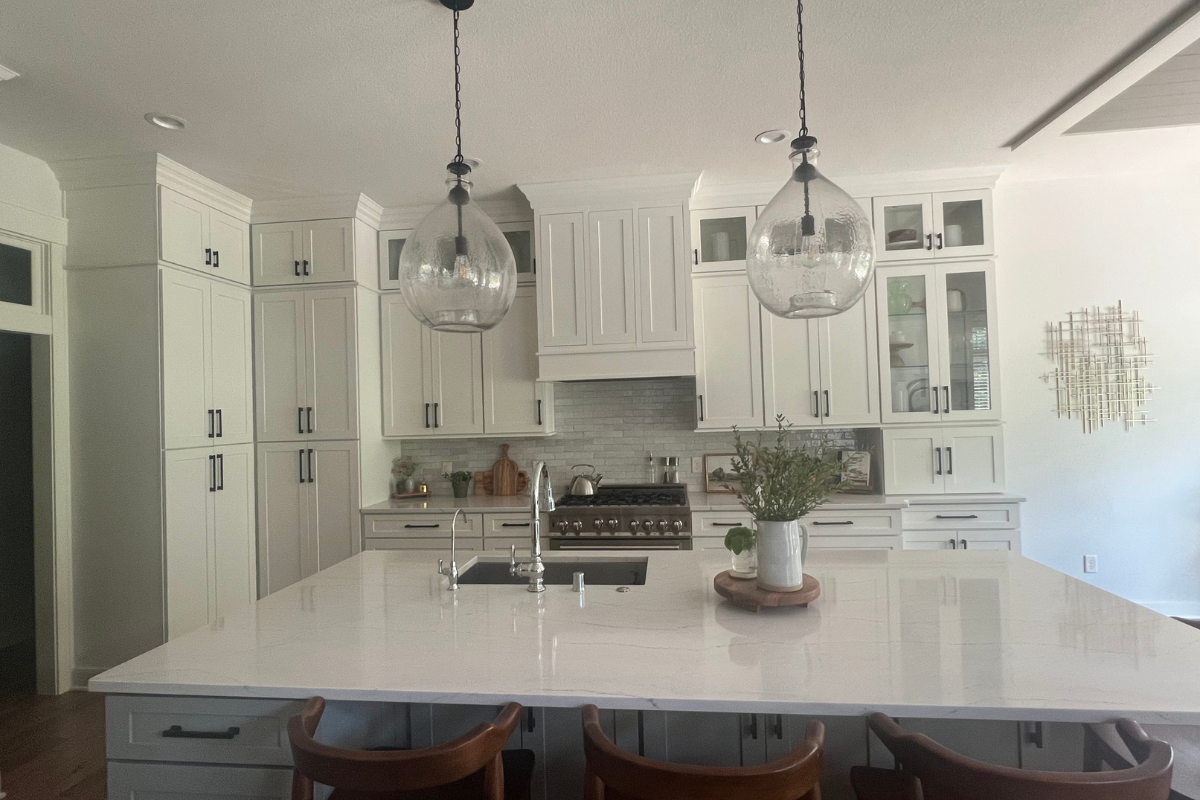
[457,557,648,586]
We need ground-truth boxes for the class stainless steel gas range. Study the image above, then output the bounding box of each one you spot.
[547,484,691,550]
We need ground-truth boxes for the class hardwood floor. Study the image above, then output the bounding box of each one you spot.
[0,691,106,799]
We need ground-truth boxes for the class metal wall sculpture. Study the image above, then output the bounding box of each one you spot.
[1043,302,1155,433]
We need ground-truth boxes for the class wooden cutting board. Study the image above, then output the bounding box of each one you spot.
[491,444,520,496]
[713,571,820,612]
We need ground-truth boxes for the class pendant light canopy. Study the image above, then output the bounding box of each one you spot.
[746,0,875,319]
[397,0,516,333]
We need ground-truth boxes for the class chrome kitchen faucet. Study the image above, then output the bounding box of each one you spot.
[510,461,554,592]
[438,509,463,591]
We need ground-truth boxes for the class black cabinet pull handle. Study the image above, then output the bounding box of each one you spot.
[932,387,940,414]
[299,449,305,483]
[302,259,310,276]
[961,539,969,549]
[298,407,304,434]
[204,248,212,266]
[943,386,950,415]
[950,538,957,549]
[433,402,439,428]
[404,523,441,529]
[307,449,314,483]
[812,390,819,418]
[502,522,531,528]
[693,248,699,265]
[208,409,215,438]
[823,389,831,418]
[748,714,758,740]
[812,520,853,526]
[213,250,220,268]
[774,714,784,740]
[307,406,313,434]
[698,394,705,422]
[946,446,953,475]
[935,514,978,520]
[217,453,224,491]
[526,708,536,733]
[425,403,430,429]
[294,260,300,277]
[209,455,216,492]
[162,724,240,740]
[925,233,933,250]
[935,446,943,476]
[216,409,223,438]
[537,399,543,426]
[936,232,944,250]
[711,522,743,528]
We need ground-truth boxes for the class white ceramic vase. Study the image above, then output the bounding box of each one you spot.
[755,519,807,592]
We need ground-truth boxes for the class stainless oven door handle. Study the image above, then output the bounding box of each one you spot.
[551,540,687,550]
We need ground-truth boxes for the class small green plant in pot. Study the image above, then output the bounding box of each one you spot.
[443,470,473,498]
[723,525,758,577]
[726,416,851,592]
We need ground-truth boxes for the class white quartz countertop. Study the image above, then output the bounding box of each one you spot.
[362,492,918,515]
[91,550,1200,723]
[689,493,907,512]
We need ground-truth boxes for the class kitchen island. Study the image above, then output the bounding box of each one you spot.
[93,549,1200,799]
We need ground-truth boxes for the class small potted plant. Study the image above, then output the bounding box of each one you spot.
[723,525,757,578]
[443,470,473,499]
[726,416,851,592]
[392,456,418,495]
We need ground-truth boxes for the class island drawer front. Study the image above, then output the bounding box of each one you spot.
[481,512,541,538]
[106,695,305,765]
[108,760,292,798]
[366,513,484,538]
[903,504,1020,530]
[809,534,903,550]
[804,511,899,534]
[366,537,484,552]
[693,511,755,536]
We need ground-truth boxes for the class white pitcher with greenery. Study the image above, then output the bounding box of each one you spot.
[727,418,850,592]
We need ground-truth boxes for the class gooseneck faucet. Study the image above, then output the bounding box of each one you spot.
[438,509,463,591]
[510,461,554,593]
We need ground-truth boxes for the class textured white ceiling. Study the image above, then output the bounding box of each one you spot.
[0,0,1188,206]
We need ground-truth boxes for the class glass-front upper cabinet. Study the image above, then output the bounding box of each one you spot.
[498,221,536,284]
[873,190,993,262]
[690,207,756,272]
[876,260,998,423]
[378,228,412,291]
[0,233,46,324]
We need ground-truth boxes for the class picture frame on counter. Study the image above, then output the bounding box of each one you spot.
[837,450,874,494]
[704,453,742,494]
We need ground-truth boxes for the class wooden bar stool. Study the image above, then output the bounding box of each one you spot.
[580,704,825,800]
[1085,722,1199,800]
[287,697,534,800]
[851,713,1173,800]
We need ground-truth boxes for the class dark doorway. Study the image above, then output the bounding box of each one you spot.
[0,330,35,693]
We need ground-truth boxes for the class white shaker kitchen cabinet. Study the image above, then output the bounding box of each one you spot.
[877,264,945,424]
[208,208,252,286]
[160,268,213,450]
[538,212,588,347]
[934,261,1000,422]
[212,443,257,620]
[761,313,821,426]
[931,189,994,259]
[882,425,1005,495]
[377,228,412,291]
[253,222,304,286]
[637,206,690,344]
[941,425,1005,493]
[159,186,210,273]
[381,293,433,437]
[208,282,255,445]
[882,427,943,494]
[587,210,637,345]
[163,448,214,640]
[640,711,747,767]
[693,273,764,430]
[428,329,484,436]
[483,288,554,435]
[690,207,756,273]
[254,291,308,442]
[303,218,356,284]
[309,440,362,574]
[107,762,291,800]
[872,193,936,262]
[817,285,881,426]
[305,288,359,440]
[256,443,311,596]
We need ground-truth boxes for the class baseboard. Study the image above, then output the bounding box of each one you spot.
[1135,600,1200,618]
[71,665,107,690]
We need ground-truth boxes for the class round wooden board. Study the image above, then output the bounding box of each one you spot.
[713,571,820,612]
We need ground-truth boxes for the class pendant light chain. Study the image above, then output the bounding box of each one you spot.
[796,0,807,137]
[452,7,464,167]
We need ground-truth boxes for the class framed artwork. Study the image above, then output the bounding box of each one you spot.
[837,450,873,494]
[704,453,741,494]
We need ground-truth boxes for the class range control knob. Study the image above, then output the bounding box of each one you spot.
[629,519,641,534]
[593,518,605,531]
[571,520,584,534]
[642,519,656,533]
[657,520,669,533]
[556,520,569,533]
[671,519,685,534]
[607,518,619,531]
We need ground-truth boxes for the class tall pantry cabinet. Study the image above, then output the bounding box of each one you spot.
[60,154,259,673]
[250,198,389,598]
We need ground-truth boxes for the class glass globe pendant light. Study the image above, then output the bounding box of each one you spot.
[398,0,516,333]
[746,0,875,319]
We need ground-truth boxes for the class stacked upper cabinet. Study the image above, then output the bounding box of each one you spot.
[872,190,993,262]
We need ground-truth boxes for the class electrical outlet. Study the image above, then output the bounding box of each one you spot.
[1084,555,1098,574]
[692,456,703,473]
[441,461,454,475]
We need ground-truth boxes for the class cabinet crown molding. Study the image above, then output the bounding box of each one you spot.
[250,193,384,228]
[51,153,253,221]
[691,165,1007,209]
[518,172,702,210]
[377,196,532,232]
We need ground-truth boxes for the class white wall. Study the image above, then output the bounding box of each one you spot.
[996,142,1200,615]
[0,142,62,220]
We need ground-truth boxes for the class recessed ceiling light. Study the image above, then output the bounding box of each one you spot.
[755,129,791,145]
[0,64,18,82]
[144,112,187,131]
